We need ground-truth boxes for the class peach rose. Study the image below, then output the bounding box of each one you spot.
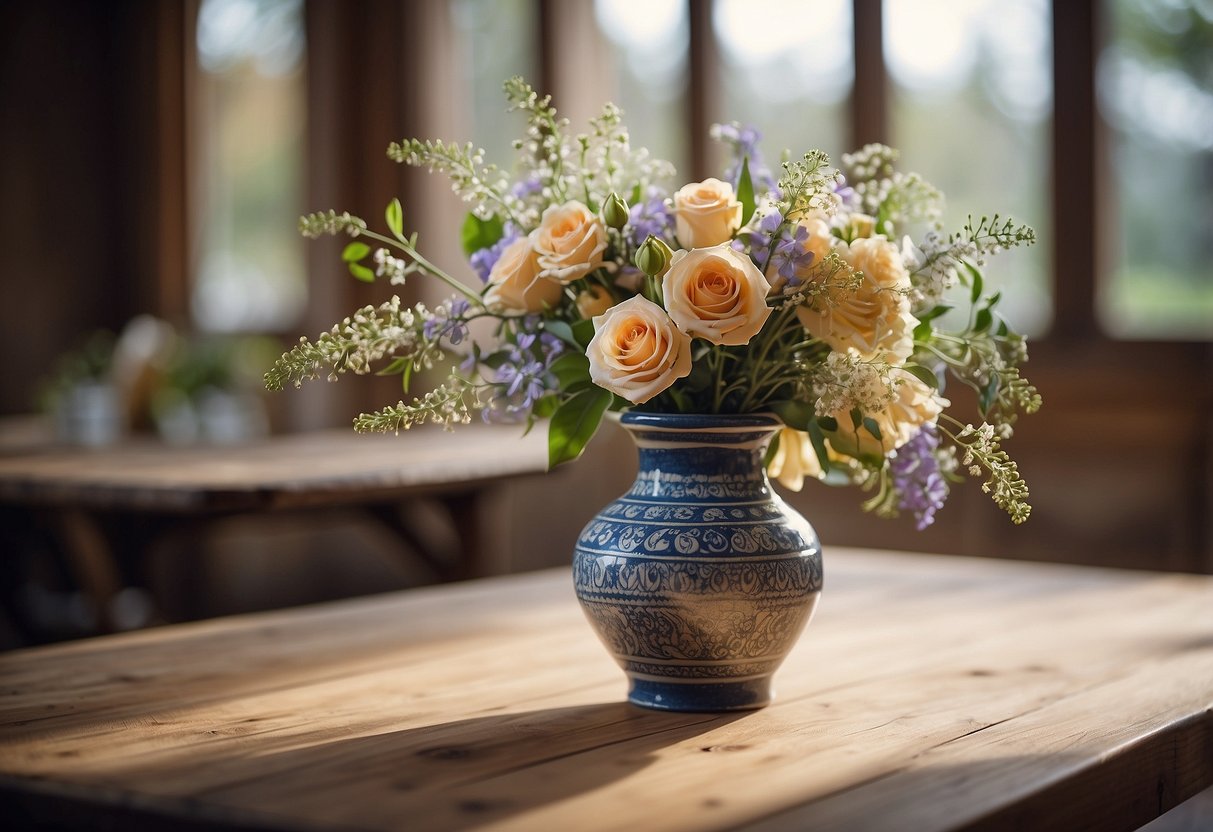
[797,235,916,364]
[531,201,608,284]
[576,285,614,318]
[673,178,743,248]
[483,237,563,314]
[587,296,693,404]
[825,375,947,459]
[664,245,773,346]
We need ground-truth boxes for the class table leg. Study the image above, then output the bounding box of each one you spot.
[56,510,125,634]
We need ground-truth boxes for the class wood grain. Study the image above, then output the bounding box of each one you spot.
[1,548,1211,831]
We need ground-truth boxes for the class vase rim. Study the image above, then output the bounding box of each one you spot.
[619,411,782,431]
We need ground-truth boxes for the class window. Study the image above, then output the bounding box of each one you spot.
[885,0,1052,335]
[714,0,852,169]
[192,0,307,333]
[1098,0,1213,338]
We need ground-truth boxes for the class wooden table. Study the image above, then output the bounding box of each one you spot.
[0,425,548,631]
[1,548,1210,831]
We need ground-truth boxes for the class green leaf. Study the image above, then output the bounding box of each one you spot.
[737,157,756,227]
[862,417,883,441]
[974,308,993,332]
[917,304,952,324]
[571,318,596,349]
[401,360,413,392]
[460,212,505,257]
[769,399,814,431]
[385,198,405,240]
[996,318,1009,337]
[481,351,509,370]
[903,363,939,390]
[965,261,984,305]
[849,407,864,430]
[544,320,577,348]
[816,415,839,432]
[532,394,559,420]
[805,420,831,474]
[342,242,371,263]
[547,351,591,388]
[349,262,375,283]
[763,432,781,468]
[547,387,612,469]
[979,374,1001,416]
[375,357,409,376]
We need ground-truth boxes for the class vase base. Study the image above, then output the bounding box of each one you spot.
[626,677,773,712]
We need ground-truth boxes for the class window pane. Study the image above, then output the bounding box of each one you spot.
[885,0,1052,336]
[193,0,307,333]
[592,0,690,175]
[714,0,852,172]
[1098,0,1213,339]
[451,0,539,166]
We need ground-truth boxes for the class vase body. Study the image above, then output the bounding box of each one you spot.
[573,412,823,712]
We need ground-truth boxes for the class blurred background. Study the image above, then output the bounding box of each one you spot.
[0,0,1210,644]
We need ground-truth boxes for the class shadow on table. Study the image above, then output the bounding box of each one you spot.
[11,702,748,831]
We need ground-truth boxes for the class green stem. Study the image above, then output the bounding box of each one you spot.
[358,229,481,304]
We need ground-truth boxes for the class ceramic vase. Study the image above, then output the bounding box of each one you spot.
[573,412,823,711]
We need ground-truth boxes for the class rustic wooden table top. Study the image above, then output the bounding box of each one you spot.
[0,424,548,512]
[1,548,1211,831]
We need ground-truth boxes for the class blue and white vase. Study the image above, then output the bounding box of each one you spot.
[573,412,823,712]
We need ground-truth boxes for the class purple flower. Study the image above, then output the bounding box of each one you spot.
[423,298,471,346]
[481,325,565,423]
[626,198,674,248]
[833,176,860,211]
[768,224,815,283]
[732,210,784,270]
[890,425,949,530]
[469,225,523,283]
[715,122,777,192]
[510,176,543,199]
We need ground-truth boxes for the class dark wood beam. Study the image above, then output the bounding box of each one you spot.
[851,0,887,148]
[1051,0,1100,339]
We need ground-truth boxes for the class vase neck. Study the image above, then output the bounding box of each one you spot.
[621,415,780,503]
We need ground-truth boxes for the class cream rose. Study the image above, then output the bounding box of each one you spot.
[673,178,743,248]
[767,428,824,491]
[531,201,607,284]
[587,296,692,404]
[797,235,917,364]
[664,245,773,346]
[826,375,947,459]
[483,237,563,314]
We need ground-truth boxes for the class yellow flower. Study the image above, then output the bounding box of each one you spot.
[797,236,916,364]
[825,375,946,459]
[664,245,773,346]
[767,428,824,492]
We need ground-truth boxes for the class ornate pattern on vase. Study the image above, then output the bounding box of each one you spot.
[573,413,822,712]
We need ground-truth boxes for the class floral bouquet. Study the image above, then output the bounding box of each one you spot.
[266,78,1040,528]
